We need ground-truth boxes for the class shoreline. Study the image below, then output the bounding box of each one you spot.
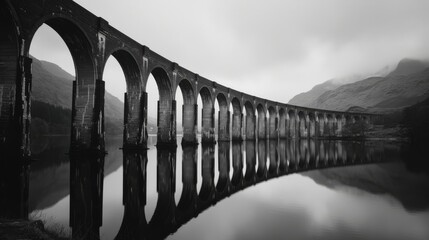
[0,218,67,240]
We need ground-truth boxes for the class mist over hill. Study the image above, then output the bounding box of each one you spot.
[289,59,429,112]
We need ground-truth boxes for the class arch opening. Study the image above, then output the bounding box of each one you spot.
[27,17,97,233]
[146,67,174,144]
[31,18,97,150]
[297,111,306,138]
[317,113,325,137]
[279,108,287,139]
[199,87,214,143]
[287,110,296,138]
[244,101,255,140]
[256,104,266,140]
[103,50,142,147]
[308,112,316,138]
[0,5,20,143]
[216,93,229,142]
[177,79,195,144]
[231,97,242,141]
[267,106,277,139]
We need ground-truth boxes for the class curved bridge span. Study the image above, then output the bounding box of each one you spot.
[0,0,376,155]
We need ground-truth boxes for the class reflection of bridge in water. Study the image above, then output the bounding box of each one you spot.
[67,139,396,239]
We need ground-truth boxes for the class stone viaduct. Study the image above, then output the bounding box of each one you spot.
[0,0,376,157]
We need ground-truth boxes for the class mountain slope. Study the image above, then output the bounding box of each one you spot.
[288,79,340,106]
[306,59,429,112]
[288,67,392,107]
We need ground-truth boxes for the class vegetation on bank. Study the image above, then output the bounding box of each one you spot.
[369,96,429,142]
[0,218,67,240]
[31,100,123,136]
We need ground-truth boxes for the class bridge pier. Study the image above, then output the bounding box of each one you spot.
[231,112,243,141]
[0,54,31,158]
[218,109,230,142]
[182,103,198,145]
[156,99,176,146]
[70,78,105,152]
[201,103,215,143]
[298,114,307,138]
[268,113,278,139]
[279,112,287,139]
[0,50,31,219]
[288,113,296,138]
[308,118,316,138]
[314,118,320,138]
[258,116,267,140]
[245,114,256,140]
[317,114,325,137]
[124,91,147,149]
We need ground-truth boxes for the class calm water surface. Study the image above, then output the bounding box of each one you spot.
[28,136,429,240]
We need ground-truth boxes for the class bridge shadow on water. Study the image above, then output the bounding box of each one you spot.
[61,138,405,240]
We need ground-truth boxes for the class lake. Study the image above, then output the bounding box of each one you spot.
[28,136,429,240]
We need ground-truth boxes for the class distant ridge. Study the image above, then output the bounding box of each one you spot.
[289,58,429,112]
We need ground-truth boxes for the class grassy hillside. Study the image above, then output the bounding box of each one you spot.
[311,59,429,112]
[31,56,124,135]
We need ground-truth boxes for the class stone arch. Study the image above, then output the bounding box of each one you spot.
[0,3,21,151]
[326,114,334,137]
[278,108,287,139]
[335,114,344,136]
[216,93,228,110]
[28,17,97,149]
[317,113,325,137]
[216,92,229,141]
[287,109,296,138]
[297,111,306,138]
[199,87,215,143]
[308,112,316,138]
[267,106,277,139]
[0,3,30,218]
[256,103,266,139]
[28,17,95,80]
[104,49,142,90]
[178,79,195,105]
[147,67,174,144]
[147,67,172,101]
[178,79,197,144]
[244,101,256,140]
[231,97,242,141]
[103,49,144,147]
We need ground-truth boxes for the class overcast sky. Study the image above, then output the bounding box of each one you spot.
[30,0,429,105]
